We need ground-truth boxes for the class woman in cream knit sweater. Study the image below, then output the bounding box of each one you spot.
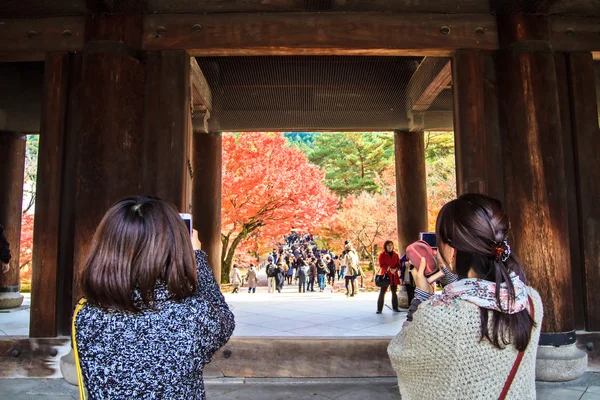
[388,194,543,400]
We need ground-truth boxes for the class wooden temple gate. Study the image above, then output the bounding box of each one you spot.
[0,1,599,373]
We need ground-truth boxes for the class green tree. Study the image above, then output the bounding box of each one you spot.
[308,132,394,197]
[23,135,39,214]
[424,132,456,231]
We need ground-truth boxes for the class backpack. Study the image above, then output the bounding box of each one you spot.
[266,263,277,277]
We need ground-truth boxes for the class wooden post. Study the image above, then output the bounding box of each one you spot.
[71,15,145,300]
[565,52,600,331]
[0,131,26,309]
[394,130,428,253]
[192,132,222,283]
[143,50,192,211]
[30,53,72,336]
[554,53,585,330]
[495,15,575,335]
[452,50,503,200]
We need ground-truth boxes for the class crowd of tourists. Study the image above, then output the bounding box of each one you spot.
[230,232,369,296]
[8,192,539,400]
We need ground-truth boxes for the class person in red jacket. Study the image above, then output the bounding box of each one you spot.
[376,240,402,314]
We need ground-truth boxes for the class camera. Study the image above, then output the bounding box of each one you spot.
[406,240,438,276]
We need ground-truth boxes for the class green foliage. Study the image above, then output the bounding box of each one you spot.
[23,135,39,214]
[283,132,321,153]
[308,132,395,197]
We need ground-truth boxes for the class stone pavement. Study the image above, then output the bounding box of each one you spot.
[1,376,600,400]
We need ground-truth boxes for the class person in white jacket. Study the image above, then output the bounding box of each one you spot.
[230,264,242,293]
[388,193,543,400]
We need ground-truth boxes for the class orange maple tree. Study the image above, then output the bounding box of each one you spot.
[221,132,338,283]
[19,213,35,287]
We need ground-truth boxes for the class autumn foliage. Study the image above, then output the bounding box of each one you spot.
[221,132,337,282]
[19,213,34,288]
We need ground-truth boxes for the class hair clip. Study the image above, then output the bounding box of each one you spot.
[494,240,511,263]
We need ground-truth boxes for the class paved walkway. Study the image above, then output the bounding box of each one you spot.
[1,376,600,399]
[0,277,407,338]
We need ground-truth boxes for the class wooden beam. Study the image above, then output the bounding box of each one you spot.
[143,12,499,56]
[409,110,454,132]
[0,14,598,61]
[190,57,212,112]
[0,17,84,62]
[407,58,452,112]
[551,18,600,53]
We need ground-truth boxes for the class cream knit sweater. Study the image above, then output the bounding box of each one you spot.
[387,287,543,400]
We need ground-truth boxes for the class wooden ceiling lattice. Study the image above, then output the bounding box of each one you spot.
[197,55,455,132]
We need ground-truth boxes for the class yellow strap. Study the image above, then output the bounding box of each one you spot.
[72,298,88,400]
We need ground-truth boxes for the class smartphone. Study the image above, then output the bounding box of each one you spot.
[420,232,437,249]
[179,213,193,237]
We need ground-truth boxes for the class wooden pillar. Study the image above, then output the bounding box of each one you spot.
[495,15,574,336]
[72,15,145,300]
[31,53,79,336]
[0,131,26,309]
[554,53,585,330]
[394,130,428,253]
[565,52,600,331]
[452,50,503,200]
[192,132,222,282]
[143,50,192,211]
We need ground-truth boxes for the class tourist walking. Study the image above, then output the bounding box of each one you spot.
[399,253,415,305]
[388,193,542,400]
[307,258,317,292]
[316,258,328,292]
[246,264,258,293]
[298,262,308,293]
[275,260,285,293]
[286,261,294,284]
[72,196,234,400]
[376,240,401,313]
[266,256,277,293]
[344,244,360,297]
[230,264,242,293]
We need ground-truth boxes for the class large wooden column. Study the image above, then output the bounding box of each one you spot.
[452,50,503,200]
[192,132,222,282]
[31,53,81,337]
[143,50,192,211]
[565,53,600,331]
[0,131,26,309]
[495,15,575,337]
[394,130,428,253]
[71,15,145,300]
[554,53,586,330]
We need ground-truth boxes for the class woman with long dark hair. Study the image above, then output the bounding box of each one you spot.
[73,196,235,400]
[376,240,401,314]
[388,193,542,400]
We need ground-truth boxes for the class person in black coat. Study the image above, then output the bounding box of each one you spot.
[0,224,11,273]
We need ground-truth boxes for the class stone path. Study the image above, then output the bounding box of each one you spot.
[2,376,600,399]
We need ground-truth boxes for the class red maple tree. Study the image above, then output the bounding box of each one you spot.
[19,213,35,287]
[221,132,338,283]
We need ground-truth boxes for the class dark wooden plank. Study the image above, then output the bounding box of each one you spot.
[143,13,499,56]
[408,110,454,132]
[30,53,70,337]
[567,52,600,331]
[192,133,222,283]
[496,15,574,333]
[554,52,585,330]
[84,14,143,47]
[407,57,452,112]
[394,131,428,253]
[143,50,191,211]
[0,17,84,61]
